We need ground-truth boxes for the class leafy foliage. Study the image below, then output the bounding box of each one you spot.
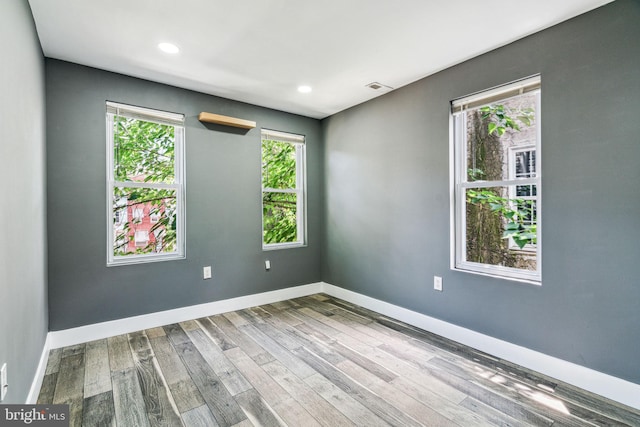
[262,139,299,244]
[112,116,178,256]
[480,104,534,136]
[466,188,536,249]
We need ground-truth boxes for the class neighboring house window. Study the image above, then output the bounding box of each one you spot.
[508,146,537,250]
[134,230,150,246]
[106,101,185,265]
[133,207,144,223]
[451,76,541,283]
[261,129,306,249]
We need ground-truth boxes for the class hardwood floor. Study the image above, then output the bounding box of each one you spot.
[37,294,640,426]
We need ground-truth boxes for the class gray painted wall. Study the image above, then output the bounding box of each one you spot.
[322,0,640,385]
[46,60,323,330]
[0,0,48,403]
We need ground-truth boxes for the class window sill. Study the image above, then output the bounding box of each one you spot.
[107,252,185,267]
[262,242,306,251]
[453,264,541,286]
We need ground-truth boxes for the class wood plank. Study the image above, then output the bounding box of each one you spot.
[145,327,166,338]
[336,332,469,404]
[261,303,304,326]
[337,359,454,426]
[553,383,640,427]
[51,352,85,427]
[293,346,423,427]
[460,396,533,427]
[148,335,192,385]
[149,335,205,413]
[181,405,219,427]
[185,327,252,395]
[262,360,356,427]
[196,316,238,351]
[329,340,398,383]
[273,397,321,427]
[390,376,498,426]
[209,314,274,365]
[223,310,250,327]
[428,356,621,427]
[165,324,247,426]
[84,339,111,398]
[37,373,57,404]
[224,347,291,407]
[234,388,287,427]
[112,367,151,427]
[108,334,134,371]
[82,390,116,427]
[303,373,389,427]
[198,112,256,129]
[287,308,342,337]
[53,353,85,404]
[239,323,316,379]
[254,316,305,351]
[165,379,205,414]
[128,331,183,427]
[424,357,556,426]
[62,343,85,358]
[45,348,62,375]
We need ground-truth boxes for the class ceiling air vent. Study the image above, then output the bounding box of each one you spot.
[366,82,393,91]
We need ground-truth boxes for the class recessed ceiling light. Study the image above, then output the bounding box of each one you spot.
[158,42,180,54]
[297,85,312,94]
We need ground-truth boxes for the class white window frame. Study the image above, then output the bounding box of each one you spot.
[106,101,186,266]
[261,129,307,250]
[451,76,541,284]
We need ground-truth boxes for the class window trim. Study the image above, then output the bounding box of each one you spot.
[450,77,542,284]
[106,102,186,266]
[261,129,307,250]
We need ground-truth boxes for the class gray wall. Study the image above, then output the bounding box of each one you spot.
[322,0,640,385]
[46,60,323,330]
[0,0,48,403]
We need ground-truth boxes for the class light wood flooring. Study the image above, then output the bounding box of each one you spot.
[38,294,640,426]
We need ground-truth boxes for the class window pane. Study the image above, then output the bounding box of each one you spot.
[515,150,536,178]
[113,116,175,184]
[113,186,178,256]
[262,139,297,189]
[263,192,297,244]
[465,187,537,271]
[466,94,537,182]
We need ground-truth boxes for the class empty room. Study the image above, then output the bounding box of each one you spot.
[1,0,639,425]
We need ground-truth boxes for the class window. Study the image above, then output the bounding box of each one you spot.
[261,129,306,249]
[106,102,185,265]
[451,76,541,283]
[134,230,149,246]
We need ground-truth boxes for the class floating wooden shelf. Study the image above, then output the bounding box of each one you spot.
[198,112,256,129]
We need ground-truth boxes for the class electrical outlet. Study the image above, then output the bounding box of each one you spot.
[203,266,212,280]
[1,363,7,401]
[434,276,443,291]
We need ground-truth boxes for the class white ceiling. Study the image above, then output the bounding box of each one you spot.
[28,0,613,119]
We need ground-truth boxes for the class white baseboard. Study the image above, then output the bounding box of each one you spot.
[28,282,324,402]
[30,280,640,410]
[48,282,324,349]
[26,333,51,404]
[321,283,640,410]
